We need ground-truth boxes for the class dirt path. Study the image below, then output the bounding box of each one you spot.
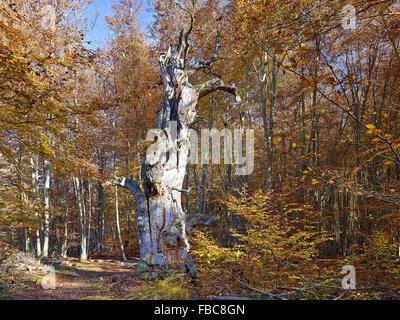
[6,259,149,300]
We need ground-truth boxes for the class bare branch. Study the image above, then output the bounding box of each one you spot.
[168,185,208,194]
[186,213,215,232]
[187,32,222,76]
[227,272,287,300]
[106,176,143,199]
[170,0,195,65]
[196,78,241,101]
[212,296,256,300]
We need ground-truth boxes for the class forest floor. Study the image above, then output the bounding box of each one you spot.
[0,257,155,300]
[1,251,400,300]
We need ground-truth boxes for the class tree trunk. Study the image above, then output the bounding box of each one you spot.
[30,156,41,258]
[193,163,199,215]
[115,186,127,261]
[73,176,87,262]
[112,115,127,261]
[17,144,29,252]
[110,26,240,274]
[199,116,212,215]
[256,51,276,191]
[185,160,191,215]
[98,180,105,253]
[42,158,51,260]
[62,183,69,258]
[87,179,92,257]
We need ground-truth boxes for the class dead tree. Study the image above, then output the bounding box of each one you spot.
[109,5,240,274]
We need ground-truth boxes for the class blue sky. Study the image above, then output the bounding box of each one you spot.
[85,0,154,49]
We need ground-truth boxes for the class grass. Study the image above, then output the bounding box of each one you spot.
[126,274,190,300]
[57,268,80,277]
[89,278,105,289]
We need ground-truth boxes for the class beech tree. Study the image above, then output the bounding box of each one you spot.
[110,2,240,273]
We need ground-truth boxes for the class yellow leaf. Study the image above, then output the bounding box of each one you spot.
[366,124,376,129]
[292,143,297,148]
[326,77,336,85]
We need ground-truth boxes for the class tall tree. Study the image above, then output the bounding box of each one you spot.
[111,2,240,273]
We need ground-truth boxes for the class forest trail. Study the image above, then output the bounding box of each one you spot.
[2,258,149,300]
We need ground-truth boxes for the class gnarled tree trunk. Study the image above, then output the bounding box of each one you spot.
[110,17,240,274]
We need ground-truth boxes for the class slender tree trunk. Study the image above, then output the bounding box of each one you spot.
[74,176,87,262]
[266,53,276,191]
[199,116,212,215]
[98,181,105,253]
[87,179,92,257]
[17,145,29,252]
[226,120,232,193]
[125,135,132,238]
[112,116,127,261]
[257,51,276,191]
[42,158,50,260]
[193,164,199,215]
[185,160,191,215]
[115,186,127,261]
[30,156,41,258]
[62,183,69,258]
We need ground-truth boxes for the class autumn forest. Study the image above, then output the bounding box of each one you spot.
[0,0,400,300]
